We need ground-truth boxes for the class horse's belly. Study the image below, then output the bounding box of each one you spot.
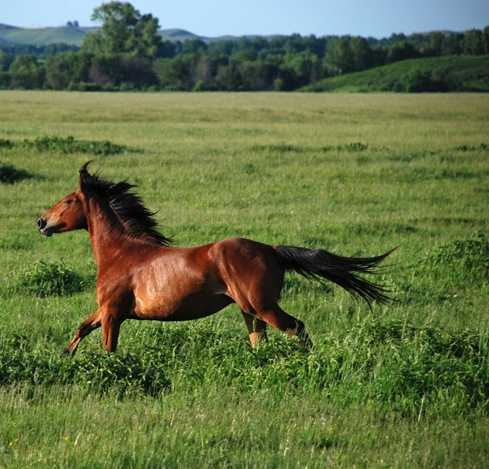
[132,251,231,321]
[134,292,233,321]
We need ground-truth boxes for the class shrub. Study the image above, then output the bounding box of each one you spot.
[0,335,170,396]
[0,138,14,149]
[28,136,127,155]
[0,135,133,156]
[17,261,85,297]
[455,143,489,152]
[425,232,489,280]
[0,164,32,184]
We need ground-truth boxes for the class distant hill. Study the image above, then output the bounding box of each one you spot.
[303,56,489,93]
[0,23,215,46]
[0,26,87,46]
[161,28,204,42]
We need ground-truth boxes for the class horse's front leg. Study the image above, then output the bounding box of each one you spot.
[63,310,101,355]
[101,306,123,353]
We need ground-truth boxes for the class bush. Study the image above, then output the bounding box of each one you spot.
[0,335,171,396]
[425,232,489,281]
[31,136,128,155]
[17,261,85,297]
[0,135,133,156]
[455,143,489,152]
[0,164,32,184]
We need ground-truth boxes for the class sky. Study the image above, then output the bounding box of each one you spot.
[2,0,489,38]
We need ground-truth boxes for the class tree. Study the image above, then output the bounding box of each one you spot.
[83,2,163,58]
[0,50,13,71]
[441,33,463,55]
[427,32,444,56]
[281,52,321,87]
[463,29,484,55]
[239,59,278,90]
[386,41,418,63]
[483,26,489,55]
[182,39,207,55]
[9,55,45,89]
[325,37,354,74]
[46,52,91,89]
[350,37,373,70]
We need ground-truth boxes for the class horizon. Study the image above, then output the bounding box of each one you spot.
[2,0,489,39]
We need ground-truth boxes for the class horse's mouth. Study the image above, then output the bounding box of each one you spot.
[40,227,53,237]
[39,223,63,237]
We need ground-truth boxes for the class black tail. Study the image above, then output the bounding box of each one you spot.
[274,245,395,306]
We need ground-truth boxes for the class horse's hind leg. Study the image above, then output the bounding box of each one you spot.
[241,311,267,348]
[63,310,101,355]
[255,305,312,349]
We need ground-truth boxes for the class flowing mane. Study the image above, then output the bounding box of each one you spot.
[80,167,172,247]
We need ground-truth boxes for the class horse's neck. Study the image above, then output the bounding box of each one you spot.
[86,199,128,270]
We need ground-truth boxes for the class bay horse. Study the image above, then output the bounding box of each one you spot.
[37,163,392,354]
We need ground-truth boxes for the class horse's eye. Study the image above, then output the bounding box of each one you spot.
[65,200,73,205]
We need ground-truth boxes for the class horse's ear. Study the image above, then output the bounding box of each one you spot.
[79,161,93,193]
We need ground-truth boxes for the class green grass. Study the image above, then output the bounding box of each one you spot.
[0,91,489,467]
[304,55,489,92]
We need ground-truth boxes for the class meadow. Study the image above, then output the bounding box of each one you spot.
[0,91,489,468]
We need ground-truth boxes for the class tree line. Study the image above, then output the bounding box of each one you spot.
[1,1,488,92]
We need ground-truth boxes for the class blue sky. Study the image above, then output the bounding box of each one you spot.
[2,0,489,38]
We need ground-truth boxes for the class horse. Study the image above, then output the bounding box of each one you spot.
[37,163,393,354]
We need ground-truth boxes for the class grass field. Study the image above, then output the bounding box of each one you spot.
[1,91,489,468]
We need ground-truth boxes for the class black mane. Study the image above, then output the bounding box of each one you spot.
[80,168,172,247]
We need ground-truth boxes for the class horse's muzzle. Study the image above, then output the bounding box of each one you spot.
[37,217,53,237]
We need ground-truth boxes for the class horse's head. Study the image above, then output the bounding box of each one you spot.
[37,190,87,237]
[37,164,91,237]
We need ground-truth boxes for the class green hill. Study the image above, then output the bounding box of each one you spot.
[161,28,204,42]
[0,26,88,46]
[0,24,212,46]
[303,56,489,93]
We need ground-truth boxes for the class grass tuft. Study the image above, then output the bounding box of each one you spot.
[0,135,134,156]
[0,164,33,184]
[455,143,489,152]
[17,261,85,297]
[425,232,489,280]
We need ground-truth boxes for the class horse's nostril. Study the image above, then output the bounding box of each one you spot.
[37,218,46,229]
